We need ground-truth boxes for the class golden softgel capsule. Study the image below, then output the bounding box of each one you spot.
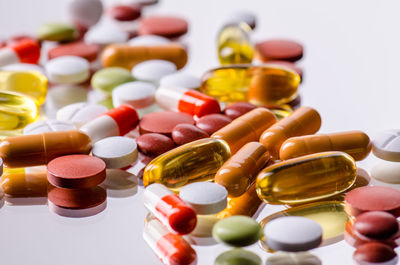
[143,138,231,191]
[256,151,357,205]
[200,64,300,105]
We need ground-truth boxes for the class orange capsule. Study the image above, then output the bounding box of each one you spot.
[0,169,48,199]
[259,106,321,158]
[212,107,276,154]
[101,44,188,70]
[215,142,269,197]
[280,131,371,161]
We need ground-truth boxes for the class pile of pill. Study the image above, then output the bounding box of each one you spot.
[0,0,398,264]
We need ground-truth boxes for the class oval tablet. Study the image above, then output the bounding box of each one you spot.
[179,182,227,214]
[136,133,175,157]
[215,249,261,265]
[255,39,304,62]
[212,216,263,247]
[171,123,208,146]
[45,56,90,84]
[37,23,78,42]
[372,129,400,162]
[345,186,400,217]
[92,136,138,169]
[91,67,134,95]
[266,252,322,265]
[353,242,398,265]
[224,102,256,120]
[84,25,129,46]
[23,120,75,135]
[128,35,171,46]
[112,81,156,109]
[160,72,201,90]
[263,216,322,252]
[371,161,400,184]
[196,114,232,135]
[131,59,177,84]
[139,16,188,39]
[353,211,398,240]
[57,102,108,128]
[47,154,106,189]
[108,4,141,21]
[48,42,99,62]
[139,111,194,135]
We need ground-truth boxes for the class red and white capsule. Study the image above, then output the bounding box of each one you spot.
[0,39,40,67]
[143,183,197,235]
[143,218,197,265]
[155,87,221,119]
[80,104,139,143]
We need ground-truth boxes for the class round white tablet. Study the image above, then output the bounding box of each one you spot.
[371,161,400,184]
[112,81,156,109]
[92,136,138,168]
[45,56,90,84]
[46,85,88,117]
[57,102,108,128]
[160,72,201,90]
[84,24,129,46]
[23,120,75,135]
[1,63,45,74]
[263,216,322,252]
[128,35,171,46]
[131,60,177,84]
[179,182,228,214]
[373,129,400,162]
[224,11,256,29]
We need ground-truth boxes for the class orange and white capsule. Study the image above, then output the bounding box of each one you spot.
[143,218,197,265]
[143,183,197,235]
[0,39,40,67]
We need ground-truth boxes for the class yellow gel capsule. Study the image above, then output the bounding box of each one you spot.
[143,138,231,191]
[0,91,38,130]
[200,64,300,105]
[259,201,348,252]
[256,152,357,205]
[217,23,254,65]
[266,104,292,120]
[0,71,48,105]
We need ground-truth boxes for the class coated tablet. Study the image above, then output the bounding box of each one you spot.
[112,81,156,109]
[128,35,171,46]
[23,120,75,135]
[131,59,177,84]
[57,102,108,128]
[372,129,400,162]
[160,72,201,90]
[45,56,90,84]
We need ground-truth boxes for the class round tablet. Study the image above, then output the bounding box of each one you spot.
[48,42,99,62]
[84,24,129,45]
[372,129,400,162]
[224,11,257,29]
[215,249,262,265]
[138,16,188,39]
[353,242,397,265]
[131,60,177,84]
[139,111,194,135]
[47,155,106,189]
[23,120,75,135]
[371,161,400,184]
[92,136,138,169]
[136,133,175,157]
[70,0,103,28]
[212,216,263,247]
[172,123,209,146]
[255,39,304,62]
[128,35,171,46]
[160,72,201,90]
[108,4,141,21]
[91,67,135,95]
[57,102,108,128]
[1,63,45,74]
[45,56,90,84]
[112,81,156,109]
[179,182,227,214]
[48,185,106,209]
[46,85,88,116]
[353,211,398,240]
[263,216,322,252]
[196,114,232,135]
[266,252,322,265]
[345,186,400,217]
[224,102,256,119]
[37,22,78,42]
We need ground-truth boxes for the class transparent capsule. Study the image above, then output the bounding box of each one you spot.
[259,201,349,252]
[200,64,300,105]
[0,71,47,105]
[143,138,231,191]
[256,152,357,205]
[0,91,38,131]
[217,23,254,65]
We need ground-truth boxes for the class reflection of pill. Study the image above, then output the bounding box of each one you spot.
[23,120,75,135]
[196,114,232,135]
[48,42,99,62]
[136,133,175,157]
[255,39,303,62]
[172,124,208,146]
[263,216,322,252]
[139,16,188,39]
[266,252,321,265]
[179,182,227,214]
[57,102,108,128]
[45,56,90,84]
[372,129,400,162]
[92,136,138,168]
[353,242,397,265]
[215,249,261,265]
[345,186,400,217]
[139,111,194,135]
[354,211,398,240]
[47,154,106,189]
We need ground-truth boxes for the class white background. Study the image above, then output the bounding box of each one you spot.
[1,0,400,264]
